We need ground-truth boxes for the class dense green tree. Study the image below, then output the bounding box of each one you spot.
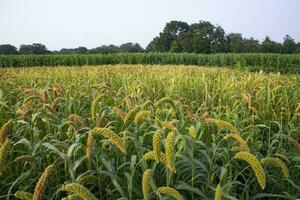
[175,32,193,52]
[282,35,296,54]
[243,37,261,53]
[0,44,18,55]
[60,47,88,54]
[19,43,49,54]
[147,21,189,52]
[226,33,245,53]
[211,25,226,53]
[147,20,226,53]
[188,21,215,53]
[119,42,144,52]
[261,37,282,53]
[88,45,119,54]
[147,20,299,54]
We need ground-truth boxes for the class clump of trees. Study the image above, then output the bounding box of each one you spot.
[147,21,226,53]
[88,43,143,54]
[19,43,51,54]
[0,42,144,55]
[0,20,299,55]
[146,20,300,54]
[0,44,18,55]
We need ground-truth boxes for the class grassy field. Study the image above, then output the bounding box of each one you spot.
[0,65,299,200]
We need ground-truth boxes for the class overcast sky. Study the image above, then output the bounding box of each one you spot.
[0,0,299,50]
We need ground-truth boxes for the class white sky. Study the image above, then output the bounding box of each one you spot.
[0,0,299,50]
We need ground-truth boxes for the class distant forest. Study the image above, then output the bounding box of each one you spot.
[1,20,300,55]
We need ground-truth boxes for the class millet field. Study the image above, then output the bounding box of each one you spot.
[0,64,300,200]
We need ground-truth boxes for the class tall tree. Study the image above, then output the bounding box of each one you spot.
[261,37,282,53]
[119,43,144,52]
[243,37,261,53]
[19,43,49,54]
[60,47,88,54]
[211,25,226,53]
[282,35,296,54]
[147,21,189,52]
[226,33,245,53]
[188,21,216,53]
[147,20,226,53]
[88,45,119,54]
[0,44,18,55]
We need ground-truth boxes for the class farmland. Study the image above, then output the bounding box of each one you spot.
[0,53,300,73]
[0,65,300,200]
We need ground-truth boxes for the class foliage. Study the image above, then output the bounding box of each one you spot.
[0,65,299,199]
[147,20,226,53]
[0,53,300,73]
[19,43,50,55]
[0,44,18,55]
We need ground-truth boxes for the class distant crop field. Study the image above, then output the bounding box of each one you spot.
[1,53,300,73]
[0,65,299,199]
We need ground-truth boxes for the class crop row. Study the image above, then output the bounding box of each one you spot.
[0,53,300,72]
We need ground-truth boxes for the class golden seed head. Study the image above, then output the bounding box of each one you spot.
[33,164,55,200]
[273,153,289,163]
[166,131,176,173]
[160,154,167,165]
[143,151,168,167]
[0,119,13,144]
[86,132,95,159]
[261,157,289,178]
[188,125,197,139]
[153,131,161,161]
[123,105,142,125]
[142,169,152,200]
[143,151,155,161]
[15,155,36,163]
[68,114,86,127]
[134,111,151,125]
[224,133,250,152]
[61,183,98,200]
[93,128,127,154]
[113,106,126,121]
[214,184,222,200]
[124,96,133,110]
[160,120,177,131]
[155,97,176,112]
[50,97,61,111]
[91,95,103,120]
[157,186,183,200]
[206,118,240,135]
[15,191,33,200]
[0,138,11,173]
[66,126,75,138]
[234,151,266,190]
[141,100,154,109]
[289,137,300,150]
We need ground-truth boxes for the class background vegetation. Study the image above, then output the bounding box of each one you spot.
[0,53,299,73]
[0,20,299,55]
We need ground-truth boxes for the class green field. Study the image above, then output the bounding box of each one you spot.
[0,65,300,199]
[1,53,300,73]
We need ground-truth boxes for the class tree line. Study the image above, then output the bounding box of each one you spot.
[0,20,299,55]
[0,42,144,55]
